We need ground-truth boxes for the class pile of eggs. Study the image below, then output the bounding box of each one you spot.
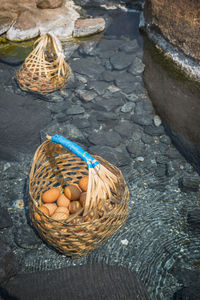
[37,176,89,221]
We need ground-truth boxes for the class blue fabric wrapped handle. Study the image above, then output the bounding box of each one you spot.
[50,134,100,169]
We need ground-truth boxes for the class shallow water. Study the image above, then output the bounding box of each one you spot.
[0,4,200,300]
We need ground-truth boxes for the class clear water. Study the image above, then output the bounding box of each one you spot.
[1,4,200,300]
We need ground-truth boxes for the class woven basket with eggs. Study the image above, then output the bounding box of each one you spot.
[29,135,129,257]
[16,33,72,94]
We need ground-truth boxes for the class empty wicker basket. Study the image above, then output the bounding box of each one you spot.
[16,33,72,94]
[29,137,129,257]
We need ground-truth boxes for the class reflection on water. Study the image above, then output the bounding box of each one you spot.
[143,36,200,174]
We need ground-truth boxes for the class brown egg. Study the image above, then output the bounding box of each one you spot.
[43,203,57,216]
[57,194,70,208]
[55,206,70,216]
[51,212,68,221]
[42,188,60,203]
[69,201,82,214]
[38,205,50,216]
[79,192,87,207]
[64,184,81,201]
[78,176,89,192]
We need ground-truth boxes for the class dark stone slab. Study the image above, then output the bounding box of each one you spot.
[70,57,105,79]
[110,52,134,70]
[14,225,42,249]
[119,39,140,53]
[178,177,199,193]
[0,241,18,285]
[3,264,150,300]
[93,95,124,112]
[89,111,118,122]
[87,80,110,95]
[88,131,121,147]
[89,145,131,167]
[114,121,141,139]
[187,209,200,229]
[0,208,13,229]
[154,164,167,177]
[144,125,165,136]
[0,88,51,160]
[126,141,146,157]
[132,114,153,126]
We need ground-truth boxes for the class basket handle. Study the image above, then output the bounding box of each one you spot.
[47,135,100,169]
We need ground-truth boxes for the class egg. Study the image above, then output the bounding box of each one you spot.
[42,188,60,203]
[78,176,89,192]
[57,194,70,208]
[43,203,57,216]
[79,192,87,207]
[38,205,50,216]
[55,206,70,216]
[51,212,68,221]
[69,201,82,214]
[64,184,81,201]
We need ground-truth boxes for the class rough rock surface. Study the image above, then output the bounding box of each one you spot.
[36,0,64,9]
[73,17,105,37]
[144,0,200,63]
[0,241,18,285]
[0,0,105,41]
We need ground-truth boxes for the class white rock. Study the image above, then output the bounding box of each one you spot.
[154,115,162,127]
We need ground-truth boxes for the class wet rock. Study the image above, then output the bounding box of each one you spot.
[115,72,136,93]
[121,102,135,113]
[153,115,162,127]
[36,0,64,9]
[73,17,105,37]
[132,114,153,126]
[90,111,118,122]
[178,177,199,193]
[14,225,42,249]
[76,90,97,102]
[154,164,167,177]
[110,52,134,70]
[88,131,121,147]
[66,105,85,115]
[5,1,80,41]
[0,208,13,229]
[87,80,110,95]
[114,121,139,139]
[128,57,145,75]
[141,134,154,144]
[126,141,146,157]
[71,117,90,129]
[0,88,51,160]
[89,145,131,167]
[93,95,124,112]
[70,57,105,79]
[187,209,200,229]
[0,17,13,35]
[119,39,140,53]
[0,241,18,284]
[144,0,200,62]
[144,125,164,136]
[173,286,200,300]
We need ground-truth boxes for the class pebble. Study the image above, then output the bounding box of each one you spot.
[153,115,162,127]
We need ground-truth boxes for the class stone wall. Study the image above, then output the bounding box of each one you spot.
[144,0,200,63]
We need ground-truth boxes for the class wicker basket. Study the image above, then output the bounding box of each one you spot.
[29,140,129,257]
[16,33,72,94]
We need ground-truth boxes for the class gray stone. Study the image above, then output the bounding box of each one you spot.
[144,125,165,136]
[141,134,154,144]
[70,57,105,79]
[88,131,121,147]
[187,209,200,228]
[114,121,140,138]
[93,95,124,112]
[121,102,135,113]
[73,17,105,37]
[14,225,42,249]
[126,141,146,157]
[132,114,153,126]
[90,111,118,121]
[153,115,162,127]
[41,121,85,143]
[0,241,18,284]
[178,177,199,193]
[160,135,171,145]
[96,39,122,53]
[87,81,110,95]
[89,145,131,167]
[165,148,182,159]
[128,57,145,75]
[119,39,139,53]
[115,72,137,93]
[76,89,97,102]
[154,164,167,177]
[0,208,13,229]
[110,52,134,70]
[71,118,90,129]
[66,105,85,115]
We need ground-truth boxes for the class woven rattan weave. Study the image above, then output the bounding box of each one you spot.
[29,140,129,257]
[16,33,71,94]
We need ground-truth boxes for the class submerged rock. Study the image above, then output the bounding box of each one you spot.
[73,17,105,37]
